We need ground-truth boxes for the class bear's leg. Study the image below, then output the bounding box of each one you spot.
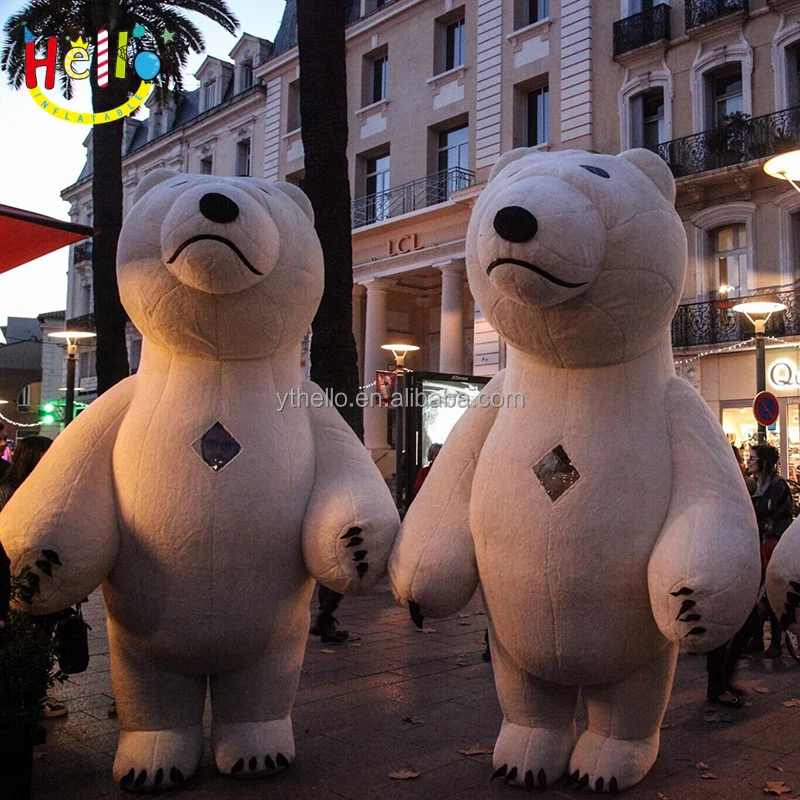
[490,631,579,789]
[209,631,306,779]
[569,644,678,793]
[109,630,207,792]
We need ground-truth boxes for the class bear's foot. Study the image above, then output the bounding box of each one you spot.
[491,719,575,790]
[212,717,295,779]
[567,729,659,793]
[114,725,203,792]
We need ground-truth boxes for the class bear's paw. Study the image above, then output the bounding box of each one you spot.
[212,718,295,779]
[568,729,658,793]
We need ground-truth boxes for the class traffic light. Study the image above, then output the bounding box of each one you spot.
[38,402,63,426]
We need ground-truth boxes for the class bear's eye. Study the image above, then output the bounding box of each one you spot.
[580,165,610,179]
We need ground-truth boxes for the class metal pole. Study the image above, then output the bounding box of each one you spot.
[395,368,405,510]
[756,330,766,444]
[65,347,77,427]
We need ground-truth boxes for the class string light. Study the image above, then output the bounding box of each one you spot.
[0,411,43,429]
[673,335,790,367]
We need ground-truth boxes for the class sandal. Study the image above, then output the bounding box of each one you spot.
[707,691,745,709]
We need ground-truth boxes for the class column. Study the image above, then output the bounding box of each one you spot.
[352,283,366,385]
[437,260,466,374]
[363,278,393,452]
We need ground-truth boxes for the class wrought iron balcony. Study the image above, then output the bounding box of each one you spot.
[351,167,475,229]
[613,4,671,59]
[656,106,800,178]
[73,241,92,264]
[685,0,748,30]
[672,286,800,349]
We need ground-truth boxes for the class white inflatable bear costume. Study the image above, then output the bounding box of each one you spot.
[389,148,760,793]
[0,171,399,791]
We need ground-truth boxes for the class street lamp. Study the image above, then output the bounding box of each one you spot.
[381,343,420,511]
[732,300,787,443]
[764,151,800,195]
[47,330,95,427]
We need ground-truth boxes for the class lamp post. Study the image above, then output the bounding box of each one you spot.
[47,330,95,427]
[732,301,787,444]
[381,343,420,511]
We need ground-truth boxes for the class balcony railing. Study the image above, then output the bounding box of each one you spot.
[73,241,92,264]
[685,0,748,30]
[351,167,475,229]
[672,285,800,348]
[656,106,800,178]
[613,4,671,59]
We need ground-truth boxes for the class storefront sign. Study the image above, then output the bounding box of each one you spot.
[769,361,800,388]
[387,234,423,257]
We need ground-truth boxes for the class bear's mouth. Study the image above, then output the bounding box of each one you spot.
[167,235,263,276]
[486,258,587,289]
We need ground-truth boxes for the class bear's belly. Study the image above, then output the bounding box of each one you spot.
[105,392,316,670]
[471,396,672,686]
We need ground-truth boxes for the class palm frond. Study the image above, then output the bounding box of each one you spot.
[162,0,238,35]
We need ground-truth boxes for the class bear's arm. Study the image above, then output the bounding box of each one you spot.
[388,371,505,623]
[302,381,400,594]
[0,376,136,614]
[766,521,800,636]
[647,377,761,652]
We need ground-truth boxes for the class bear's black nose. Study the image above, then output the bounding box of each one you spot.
[493,206,538,242]
[199,193,240,224]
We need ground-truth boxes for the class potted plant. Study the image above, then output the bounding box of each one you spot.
[0,568,63,800]
[705,111,751,169]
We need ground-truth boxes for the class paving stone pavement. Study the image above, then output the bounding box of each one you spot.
[29,586,800,800]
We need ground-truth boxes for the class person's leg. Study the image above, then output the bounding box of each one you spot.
[310,584,348,642]
[706,642,728,699]
[765,599,783,658]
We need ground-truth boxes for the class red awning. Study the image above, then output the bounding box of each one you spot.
[0,204,95,273]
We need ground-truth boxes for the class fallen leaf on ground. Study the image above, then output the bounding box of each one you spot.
[764,781,793,795]
[458,745,495,756]
[754,686,772,694]
[421,627,437,634]
[657,793,669,800]
[389,769,420,780]
[474,611,486,616]
[783,699,800,708]
[402,717,424,725]
[320,649,335,655]
[458,613,470,618]
[701,773,718,780]
[696,762,709,770]
[773,766,786,772]
[704,711,733,723]
[458,622,471,626]
[660,723,673,730]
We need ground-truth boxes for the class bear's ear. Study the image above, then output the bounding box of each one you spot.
[271,181,315,223]
[489,148,540,182]
[132,169,179,206]
[618,148,676,204]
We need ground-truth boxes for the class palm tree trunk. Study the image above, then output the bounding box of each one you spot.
[89,0,130,394]
[296,0,363,440]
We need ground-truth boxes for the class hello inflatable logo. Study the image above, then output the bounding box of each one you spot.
[24,23,164,124]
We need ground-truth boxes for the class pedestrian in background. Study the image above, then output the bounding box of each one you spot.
[413,442,442,495]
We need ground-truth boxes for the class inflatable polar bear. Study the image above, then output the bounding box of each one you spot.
[389,148,761,793]
[0,171,399,791]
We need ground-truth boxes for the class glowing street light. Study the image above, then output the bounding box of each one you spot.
[47,330,95,427]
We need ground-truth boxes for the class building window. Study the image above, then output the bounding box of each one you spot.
[631,88,665,150]
[517,0,549,27]
[150,109,163,140]
[438,124,469,172]
[365,153,390,223]
[202,79,216,111]
[129,338,142,374]
[17,385,31,410]
[711,223,748,296]
[80,349,97,381]
[443,16,465,72]
[240,59,253,92]
[200,156,213,175]
[236,140,251,177]
[787,44,800,109]
[287,79,301,132]
[370,55,388,104]
[628,0,657,13]
[526,86,549,146]
[707,65,743,127]
[286,169,306,190]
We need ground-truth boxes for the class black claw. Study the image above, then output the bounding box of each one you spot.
[153,769,163,790]
[676,599,696,618]
[565,769,579,786]
[352,550,367,562]
[525,770,534,789]
[265,755,275,770]
[133,770,147,789]
[595,777,604,792]
[670,587,693,597]
[356,562,369,579]
[577,773,589,789]
[341,527,362,539]
[345,538,363,548]
[491,764,508,781]
[791,581,800,593]
[276,753,290,768]
[249,757,258,771]
[686,626,706,636]
[789,592,800,606]
[231,758,244,774]
[679,614,701,622]
[537,768,546,788]
[609,776,619,793]
[505,766,518,784]
[409,601,424,629]
[170,768,184,785]
[41,549,61,565]
[120,768,135,787]
[36,559,52,577]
